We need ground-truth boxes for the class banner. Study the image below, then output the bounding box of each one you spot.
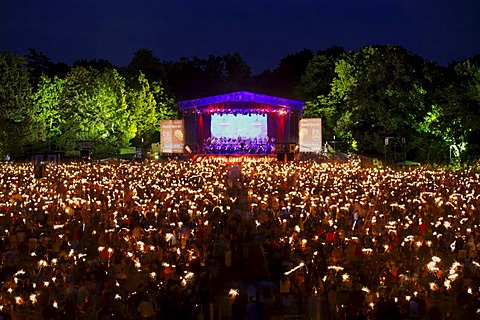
[193,154,276,164]
[299,118,322,152]
[160,120,185,153]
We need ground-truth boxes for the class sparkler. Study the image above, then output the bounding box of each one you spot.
[444,279,451,290]
[229,288,239,299]
[1,156,479,318]
[327,266,344,272]
[284,262,305,275]
[29,294,37,304]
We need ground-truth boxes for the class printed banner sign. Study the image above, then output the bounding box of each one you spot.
[299,118,322,152]
[160,120,184,154]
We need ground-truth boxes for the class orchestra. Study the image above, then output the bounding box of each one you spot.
[203,136,275,154]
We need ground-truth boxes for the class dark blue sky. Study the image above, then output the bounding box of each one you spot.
[1,0,479,74]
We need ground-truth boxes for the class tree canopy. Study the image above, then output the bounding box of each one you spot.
[303,45,480,163]
[30,65,177,158]
[0,51,36,157]
[0,45,479,162]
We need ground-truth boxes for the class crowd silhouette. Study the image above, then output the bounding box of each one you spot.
[0,157,479,319]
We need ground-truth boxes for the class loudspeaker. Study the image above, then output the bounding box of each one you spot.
[80,150,90,158]
[277,153,294,161]
[275,143,297,154]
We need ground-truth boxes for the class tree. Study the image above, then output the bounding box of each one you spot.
[361,47,433,157]
[164,52,254,100]
[26,49,70,88]
[255,49,314,100]
[303,52,356,146]
[56,66,132,157]
[126,71,158,148]
[25,48,53,88]
[32,75,65,147]
[128,49,167,84]
[135,80,179,147]
[332,46,432,157]
[420,59,480,162]
[126,71,178,148]
[301,46,345,100]
[151,81,178,122]
[303,45,442,159]
[273,48,314,99]
[223,52,253,93]
[0,51,35,158]
[453,59,480,159]
[165,55,227,100]
[94,67,133,149]
[73,58,115,71]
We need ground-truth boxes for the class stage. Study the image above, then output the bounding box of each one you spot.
[177,91,305,158]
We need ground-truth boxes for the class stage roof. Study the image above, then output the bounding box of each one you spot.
[178,91,305,113]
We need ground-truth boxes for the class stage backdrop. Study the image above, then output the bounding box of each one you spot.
[160,120,185,153]
[210,114,267,139]
[299,118,322,152]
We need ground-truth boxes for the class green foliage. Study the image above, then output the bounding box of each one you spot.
[345,46,430,155]
[126,72,178,147]
[303,52,356,143]
[126,72,156,137]
[305,45,439,159]
[30,63,178,157]
[57,67,136,157]
[301,47,345,100]
[33,75,64,143]
[2,45,480,162]
[151,81,178,121]
[0,51,35,158]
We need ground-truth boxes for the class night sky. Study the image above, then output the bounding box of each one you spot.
[1,0,479,74]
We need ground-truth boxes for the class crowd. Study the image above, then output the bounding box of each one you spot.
[0,156,479,320]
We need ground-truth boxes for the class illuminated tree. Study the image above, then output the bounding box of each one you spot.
[152,81,178,121]
[452,58,480,159]
[127,72,156,134]
[419,59,480,162]
[126,72,158,148]
[56,66,132,157]
[305,45,434,158]
[32,75,64,146]
[303,53,356,146]
[0,51,35,158]
[347,46,431,155]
